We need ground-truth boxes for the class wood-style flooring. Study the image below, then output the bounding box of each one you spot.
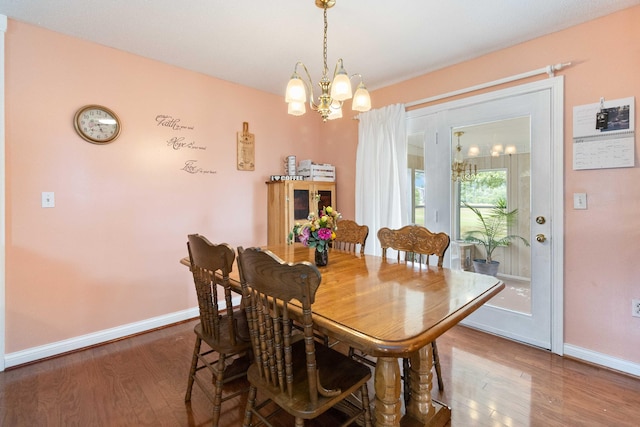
[1,320,639,426]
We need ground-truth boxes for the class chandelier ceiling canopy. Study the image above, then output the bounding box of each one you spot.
[285,0,372,122]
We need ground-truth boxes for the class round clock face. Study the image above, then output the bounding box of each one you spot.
[74,105,121,144]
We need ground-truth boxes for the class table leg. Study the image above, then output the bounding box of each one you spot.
[374,356,402,426]
[404,343,451,426]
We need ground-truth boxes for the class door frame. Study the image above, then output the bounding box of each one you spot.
[407,77,564,355]
[1,14,7,371]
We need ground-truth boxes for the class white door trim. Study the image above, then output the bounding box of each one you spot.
[1,14,7,372]
[549,77,565,356]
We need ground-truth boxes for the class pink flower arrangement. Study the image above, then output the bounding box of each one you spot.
[289,206,341,252]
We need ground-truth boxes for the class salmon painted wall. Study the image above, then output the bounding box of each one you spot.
[4,20,324,353]
[5,5,640,370]
[327,6,640,366]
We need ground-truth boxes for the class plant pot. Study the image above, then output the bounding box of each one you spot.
[472,259,499,276]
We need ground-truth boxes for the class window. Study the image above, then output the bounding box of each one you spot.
[407,132,425,224]
[458,169,508,237]
[410,169,425,224]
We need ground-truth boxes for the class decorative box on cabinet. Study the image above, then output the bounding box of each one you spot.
[266,180,336,245]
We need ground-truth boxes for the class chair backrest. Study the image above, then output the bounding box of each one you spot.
[187,234,239,344]
[236,246,323,404]
[333,220,369,254]
[377,225,451,267]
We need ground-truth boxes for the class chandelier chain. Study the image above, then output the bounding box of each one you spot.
[323,4,328,75]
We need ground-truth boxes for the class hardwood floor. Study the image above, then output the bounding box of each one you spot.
[1,320,639,426]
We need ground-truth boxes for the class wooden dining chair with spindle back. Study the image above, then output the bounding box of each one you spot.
[184,234,252,427]
[333,219,369,254]
[236,246,373,427]
[350,225,450,405]
[378,224,450,266]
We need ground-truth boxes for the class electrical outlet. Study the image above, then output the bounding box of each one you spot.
[633,299,640,318]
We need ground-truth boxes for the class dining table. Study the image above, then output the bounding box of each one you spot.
[181,243,504,427]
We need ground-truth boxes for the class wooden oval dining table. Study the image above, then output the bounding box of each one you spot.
[181,243,504,427]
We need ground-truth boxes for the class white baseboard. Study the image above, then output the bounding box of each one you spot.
[4,307,199,369]
[564,343,640,377]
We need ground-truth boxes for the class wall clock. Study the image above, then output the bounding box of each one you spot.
[74,105,121,144]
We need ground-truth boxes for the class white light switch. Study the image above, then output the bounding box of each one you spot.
[573,193,587,210]
[42,192,55,208]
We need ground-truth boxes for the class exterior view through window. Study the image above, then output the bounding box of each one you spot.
[458,169,508,237]
[412,169,425,224]
[407,132,425,225]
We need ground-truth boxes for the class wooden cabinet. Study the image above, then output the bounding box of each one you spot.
[266,180,336,245]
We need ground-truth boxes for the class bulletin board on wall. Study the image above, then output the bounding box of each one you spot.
[572,96,635,170]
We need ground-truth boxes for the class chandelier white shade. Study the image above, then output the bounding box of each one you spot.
[285,77,306,104]
[285,0,372,122]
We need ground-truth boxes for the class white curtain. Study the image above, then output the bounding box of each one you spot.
[355,104,409,256]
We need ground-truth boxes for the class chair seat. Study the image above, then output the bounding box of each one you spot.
[193,309,251,354]
[247,339,371,419]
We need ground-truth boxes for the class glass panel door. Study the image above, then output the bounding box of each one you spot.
[316,190,332,213]
[453,118,532,315]
[446,89,553,349]
[293,189,310,222]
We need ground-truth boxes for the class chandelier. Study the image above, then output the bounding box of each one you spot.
[285,0,372,122]
[452,131,477,182]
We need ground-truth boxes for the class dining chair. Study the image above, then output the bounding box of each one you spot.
[184,234,252,427]
[378,224,450,266]
[351,225,450,405]
[236,246,373,427]
[333,219,369,254]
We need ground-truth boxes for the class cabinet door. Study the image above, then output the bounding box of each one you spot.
[281,181,336,245]
[313,183,336,213]
[292,186,311,222]
[290,182,335,221]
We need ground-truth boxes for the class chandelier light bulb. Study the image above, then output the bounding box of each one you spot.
[330,60,352,101]
[327,106,343,120]
[287,101,306,116]
[285,75,307,103]
[352,82,371,112]
[468,145,480,157]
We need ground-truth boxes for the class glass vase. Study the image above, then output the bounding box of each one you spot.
[314,247,328,267]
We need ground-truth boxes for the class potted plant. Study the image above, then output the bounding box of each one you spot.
[462,198,529,276]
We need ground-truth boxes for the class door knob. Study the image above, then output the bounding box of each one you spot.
[536,234,547,243]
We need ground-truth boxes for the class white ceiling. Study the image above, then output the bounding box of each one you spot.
[1,0,638,97]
